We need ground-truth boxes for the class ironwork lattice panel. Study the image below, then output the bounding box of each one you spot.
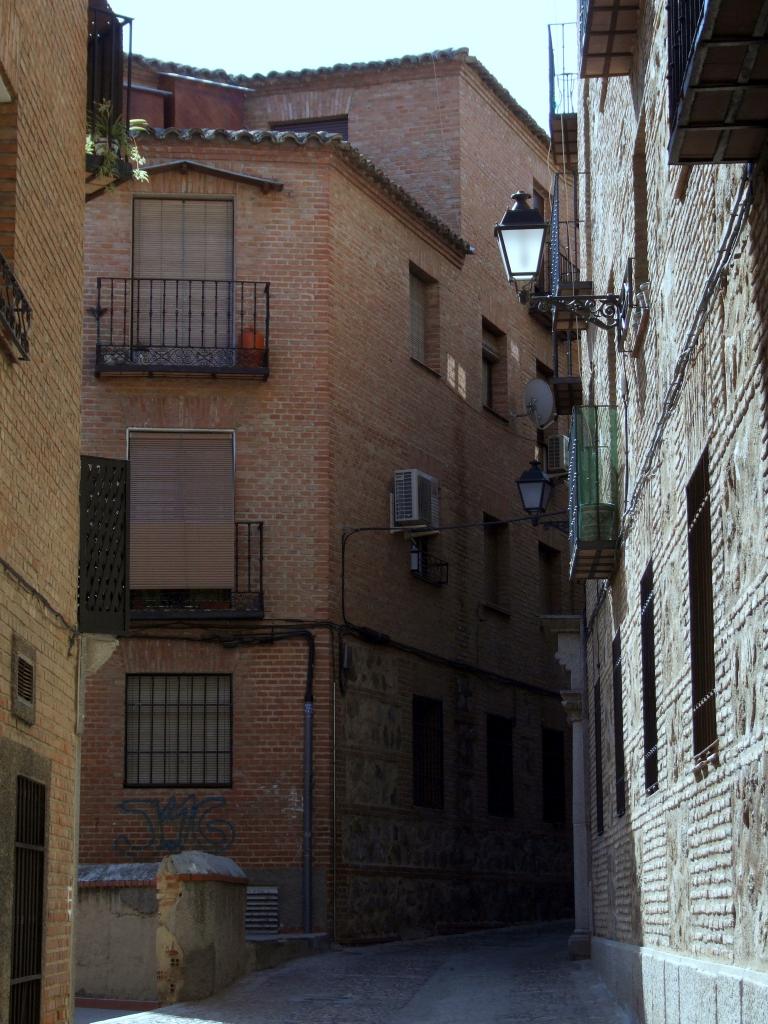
[79,455,129,634]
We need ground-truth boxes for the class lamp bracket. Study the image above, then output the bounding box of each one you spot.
[530,293,623,332]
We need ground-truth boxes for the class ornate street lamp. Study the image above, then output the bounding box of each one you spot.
[494,191,547,284]
[516,460,554,524]
[494,191,629,332]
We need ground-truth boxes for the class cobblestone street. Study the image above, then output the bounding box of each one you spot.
[79,924,628,1024]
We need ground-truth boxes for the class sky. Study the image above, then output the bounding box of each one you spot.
[118,0,577,134]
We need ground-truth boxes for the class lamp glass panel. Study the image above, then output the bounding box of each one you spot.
[518,476,553,516]
[498,225,545,280]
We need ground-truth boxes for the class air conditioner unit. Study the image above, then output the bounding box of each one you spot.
[392,469,440,530]
[546,435,570,477]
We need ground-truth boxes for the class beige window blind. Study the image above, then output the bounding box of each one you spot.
[129,430,235,589]
[132,199,234,350]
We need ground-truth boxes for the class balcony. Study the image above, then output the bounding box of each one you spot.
[568,406,620,581]
[130,520,264,621]
[0,249,31,361]
[579,0,641,78]
[86,3,134,193]
[549,23,578,173]
[668,0,768,163]
[93,279,270,377]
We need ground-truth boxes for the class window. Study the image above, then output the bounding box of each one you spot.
[412,696,444,809]
[481,321,507,416]
[125,673,232,786]
[542,727,566,823]
[594,680,604,835]
[538,542,562,614]
[132,198,234,354]
[612,632,626,817]
[11,637,35,726]
[641,562,659,793]
[11,777,45,1024]
[270,115,348,140]
[487,714,514,816]
[409,264,439,370]
[483,514,509,610]
[128,430,234,609]
[687,450,716,767]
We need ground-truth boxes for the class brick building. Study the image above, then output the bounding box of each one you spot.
[0,2,86,1023]
[553,0,768,1019]
[78,48,579,942]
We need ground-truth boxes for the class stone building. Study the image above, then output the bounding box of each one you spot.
[77,48,579,944]
[558,0,768,1019]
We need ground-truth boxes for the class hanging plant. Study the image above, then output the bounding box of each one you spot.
[86,100,150,183]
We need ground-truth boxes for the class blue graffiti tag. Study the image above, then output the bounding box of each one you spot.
[114,794,236,858]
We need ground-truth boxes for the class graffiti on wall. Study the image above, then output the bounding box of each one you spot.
[114,794,236,858]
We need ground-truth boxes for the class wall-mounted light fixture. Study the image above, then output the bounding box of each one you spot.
[494,191,628,333]
[516,460,568,533]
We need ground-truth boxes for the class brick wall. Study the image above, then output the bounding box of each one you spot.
[577,0,768,976]
[0,1,85,1021]
[79,61,576,940]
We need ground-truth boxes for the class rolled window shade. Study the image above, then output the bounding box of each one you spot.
[129,430,235,589]
[132,198,234,280]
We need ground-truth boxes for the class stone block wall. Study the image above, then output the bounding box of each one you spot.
[575,0,768,1014]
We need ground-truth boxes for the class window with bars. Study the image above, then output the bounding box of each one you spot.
[687,449,717,767]
[412,696,444,809]
[124,674,232,787]
[11,776,46,1024]
[542,727,566,823]
[612,632,626,817]
[641,562,659,793]
[487,714,514,817]
[594,680,604,835]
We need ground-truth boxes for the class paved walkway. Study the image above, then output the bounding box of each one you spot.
[77,924,628,1024]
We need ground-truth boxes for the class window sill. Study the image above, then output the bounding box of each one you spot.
[410,356,441,378]
[481,601,511,619]
[483,405,509,424]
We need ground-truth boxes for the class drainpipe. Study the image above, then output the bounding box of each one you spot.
[299,631,315,933]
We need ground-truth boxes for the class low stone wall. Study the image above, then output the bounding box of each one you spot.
[76,852,248,1005]
[591,936,768,1024]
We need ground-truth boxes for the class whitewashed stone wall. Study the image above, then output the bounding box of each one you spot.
[576,0,768,1019]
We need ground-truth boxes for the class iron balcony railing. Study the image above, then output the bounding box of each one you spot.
[94,278,270,375]
[0,249,31,361]
[668,0,706,133]
[568,406,620,581]
[130,520,264,619]
[549,22,578,117]
[87,4,133,128]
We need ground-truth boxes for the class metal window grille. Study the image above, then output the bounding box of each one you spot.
[245,886,279,935]
[686,451,717,766]
[594,681,604,835]
[667,0,706,132]
[413,696,444,809]
[487,714,514,817]
[542,727,566,824]
[79,455,129,634]
[410,538,448,586]
[125,674,232,787]
[612,633,626,817]
[641,562,659,793]
[11,776,46,1024]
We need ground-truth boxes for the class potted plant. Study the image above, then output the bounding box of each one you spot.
[86,99,149,184]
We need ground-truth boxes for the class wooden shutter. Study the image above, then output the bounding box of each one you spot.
[129,431,234,589]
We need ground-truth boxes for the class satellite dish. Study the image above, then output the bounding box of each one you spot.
[523,378,555,429]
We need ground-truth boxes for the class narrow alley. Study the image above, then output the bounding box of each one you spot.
[78,925,628,1024]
